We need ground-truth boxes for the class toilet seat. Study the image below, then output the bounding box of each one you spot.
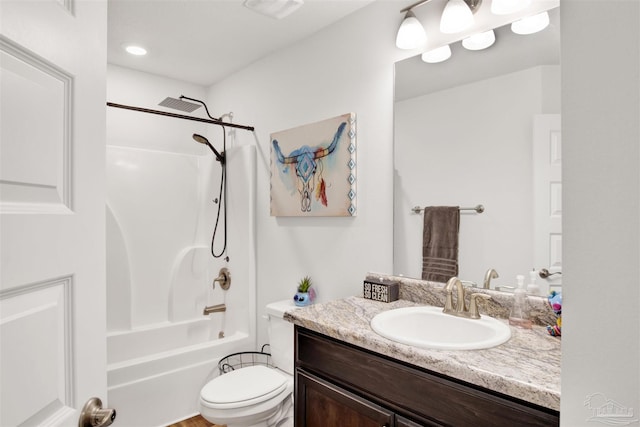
[201,365,289,410]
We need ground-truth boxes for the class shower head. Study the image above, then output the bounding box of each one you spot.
[158,97,201,113]
[193,134,225,164]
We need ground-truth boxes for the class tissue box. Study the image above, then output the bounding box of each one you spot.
[363,279,399,303]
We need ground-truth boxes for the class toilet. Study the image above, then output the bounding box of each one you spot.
[199,300,297,427]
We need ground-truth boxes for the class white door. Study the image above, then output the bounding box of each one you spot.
[1,1,109,426]
[533,114,562,294]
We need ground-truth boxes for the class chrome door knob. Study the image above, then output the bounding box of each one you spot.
[78,397,116,427]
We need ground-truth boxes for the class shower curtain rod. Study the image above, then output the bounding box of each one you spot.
[106,102,255,131]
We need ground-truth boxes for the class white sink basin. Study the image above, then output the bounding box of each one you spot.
[370,306,511,350]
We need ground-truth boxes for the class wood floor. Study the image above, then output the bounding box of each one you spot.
[167,414,223,427]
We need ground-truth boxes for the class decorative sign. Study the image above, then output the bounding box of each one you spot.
[363,279,399,303]
[270,113,356,217]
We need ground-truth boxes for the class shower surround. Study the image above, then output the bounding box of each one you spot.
[105,142,256,426]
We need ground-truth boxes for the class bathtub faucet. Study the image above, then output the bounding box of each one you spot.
[203,303,226,315]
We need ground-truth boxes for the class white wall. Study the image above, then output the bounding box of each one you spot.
[207,2,405,347]
[394,66,560,286]
[561,1,640,425]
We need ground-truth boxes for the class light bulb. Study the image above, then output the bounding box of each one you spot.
[462,30,496,50]
[396,11,427,49]
[421,45,452,63]
[511,11,550,35]
[440,0,474,34]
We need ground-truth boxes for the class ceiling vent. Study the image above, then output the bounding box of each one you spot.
[243,0,304,19]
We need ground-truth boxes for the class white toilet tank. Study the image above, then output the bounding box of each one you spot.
[265,299,298,376]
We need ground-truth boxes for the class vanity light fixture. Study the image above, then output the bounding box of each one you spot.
[511,11,550,35]
[462,29,496,50]
[490,0,532,15]
[440,0,480,34]
[395,0,481,49]
[124,44,147,56]
[396,10,427,49]
[421,45,452,63]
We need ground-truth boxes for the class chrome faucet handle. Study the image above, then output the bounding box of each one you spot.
[213,267,231,290]
[468,293,491,319]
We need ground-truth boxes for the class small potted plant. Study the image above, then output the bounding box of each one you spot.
[293,276,314,307]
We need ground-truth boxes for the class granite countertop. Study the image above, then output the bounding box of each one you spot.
[284,289,561,411]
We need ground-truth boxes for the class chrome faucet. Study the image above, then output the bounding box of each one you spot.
[444,277,491,319]
[203,303,226,315]
[444,277,467,314]
[483,268,499,289]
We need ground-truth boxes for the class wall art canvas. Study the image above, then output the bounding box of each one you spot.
[270,113,356,217]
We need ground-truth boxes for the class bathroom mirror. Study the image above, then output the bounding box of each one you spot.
[393,9,561,293]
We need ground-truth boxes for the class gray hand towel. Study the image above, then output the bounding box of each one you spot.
[422,206,460,283]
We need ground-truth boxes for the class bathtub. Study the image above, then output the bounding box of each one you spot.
[105,143,257,426]
[107,326,249,427]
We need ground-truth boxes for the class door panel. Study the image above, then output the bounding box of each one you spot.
[1,1,108,425]
[533,114,562,294]
[0,36,72,214]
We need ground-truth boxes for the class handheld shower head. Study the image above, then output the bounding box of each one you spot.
[192,133,209,145]
[193,134,225,164]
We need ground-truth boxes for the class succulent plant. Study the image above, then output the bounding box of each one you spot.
[297,276,313,293]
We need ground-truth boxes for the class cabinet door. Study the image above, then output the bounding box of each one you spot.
[296,370,394,427]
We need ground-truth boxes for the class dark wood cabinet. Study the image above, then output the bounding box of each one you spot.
[296,370,394,427]
[294,326,559,427]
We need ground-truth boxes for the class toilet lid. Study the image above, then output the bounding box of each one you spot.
[201,365,289,408]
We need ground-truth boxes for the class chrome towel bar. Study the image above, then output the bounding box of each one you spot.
[411,204,484,214]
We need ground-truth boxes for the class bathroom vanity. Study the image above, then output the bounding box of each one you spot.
[285,291,560,427]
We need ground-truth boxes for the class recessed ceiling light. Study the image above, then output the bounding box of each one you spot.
[124,45,148,56]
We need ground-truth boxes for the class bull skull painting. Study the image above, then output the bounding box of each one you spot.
[272,122,346,212]
[270,114,356,217]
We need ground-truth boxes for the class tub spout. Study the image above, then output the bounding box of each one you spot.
[203,304,226,315]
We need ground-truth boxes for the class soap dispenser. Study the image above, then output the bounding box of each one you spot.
[509,275,532,329]
[527,269,540,296]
